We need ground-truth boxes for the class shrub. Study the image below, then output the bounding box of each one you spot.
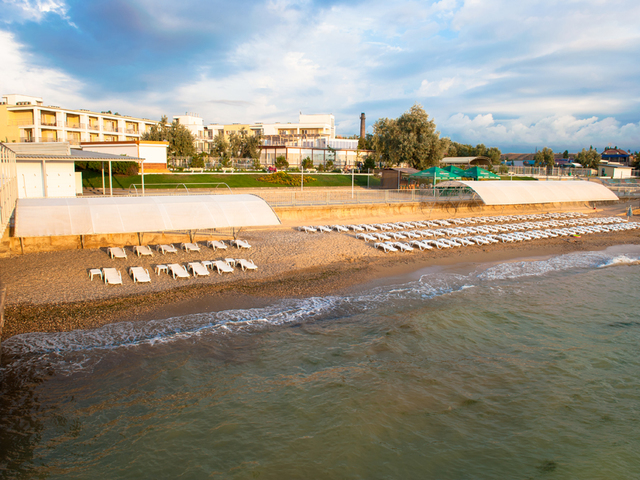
[257,171,315,186]
[275,155,289,169]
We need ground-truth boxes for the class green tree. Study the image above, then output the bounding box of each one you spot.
[325,159,335,171]
[372,104,449,169]
[301,156,314,170]
[142,115,195,157]
[486,147,502,164]
[212,132,230,160]
[563,150,569,159]
[275,155,289,170]
[363,156,376,170]
[534,147,555,169]
[576,147,601,169]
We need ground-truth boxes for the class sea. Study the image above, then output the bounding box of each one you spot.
[1,245,639,479]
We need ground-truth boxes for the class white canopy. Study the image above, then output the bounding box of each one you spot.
[15,194,281,237]
[438,180,618,205]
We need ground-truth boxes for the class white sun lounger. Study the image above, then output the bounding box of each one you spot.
[181,242,201,252]
[167,263,190,279]
[298,226,317,233]
[410,240,433,250]
[374,242,398,253]
[317,225,332,233]
[133,245,154,257]
[212,260,234,274]
[157,244,178,254]
[107,247,127,259]
[102,267,122,285]
[332,225,349,232]
[187,262,210,277]
[356,233,377,242]
[225,258,237,267]
[207,240,228,250]
[129,266,151,283]
[231,239,251,249]
[235,259,258,271]
[393,242,414,252]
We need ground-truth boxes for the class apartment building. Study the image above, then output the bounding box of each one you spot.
[0,94,157,146]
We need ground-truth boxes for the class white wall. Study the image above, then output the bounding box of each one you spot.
[139,143,168,164]
[17,160,76,198]
[83,144,139,157]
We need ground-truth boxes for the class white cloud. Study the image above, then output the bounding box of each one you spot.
[442,112,640,150]
[3,0,76,26]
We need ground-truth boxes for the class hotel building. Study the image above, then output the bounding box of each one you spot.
[0,94,157,146]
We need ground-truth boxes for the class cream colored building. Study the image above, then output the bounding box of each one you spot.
[1,94,157,146]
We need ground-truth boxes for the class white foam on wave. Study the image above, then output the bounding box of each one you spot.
[598,255,640,268]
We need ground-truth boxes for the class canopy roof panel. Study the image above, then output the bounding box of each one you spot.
[410,167,461,179]
[437,180,618,205]
[15,194,281,237]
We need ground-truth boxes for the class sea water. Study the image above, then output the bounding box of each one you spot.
[1,245,640,479]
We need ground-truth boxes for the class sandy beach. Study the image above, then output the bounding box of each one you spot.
[1,205,638,341]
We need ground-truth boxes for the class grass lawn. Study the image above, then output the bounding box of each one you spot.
[499,176,537,181]
[80,170,381,190]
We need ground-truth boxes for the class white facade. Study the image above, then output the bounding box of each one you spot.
[16,160,76,199]
[81,141,168,167]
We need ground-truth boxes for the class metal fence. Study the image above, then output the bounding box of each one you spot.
[506,166,595,177]
[0,144,18,236]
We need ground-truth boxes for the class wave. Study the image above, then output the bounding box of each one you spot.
[2,248,639,374]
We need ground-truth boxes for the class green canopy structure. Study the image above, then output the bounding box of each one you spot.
[441,165,467,177]
[463,166,500,180]
[409,167,461,183]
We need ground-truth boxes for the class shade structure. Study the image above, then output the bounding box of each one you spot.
[409,167,461,180]
[14,194,281,237]
[435,180,619,206]
[441,165,467,177]
[463,166,500,180]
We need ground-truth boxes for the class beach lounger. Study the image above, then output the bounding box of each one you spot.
[332,225,349,232]
[356,232,377,242]
[298,226,317,233]
[225,258,237,267]
[167,263,190,279]
[129,266,151,283]
[374,242,398,253]
[235,259,258,271]
[157,244,178,255]
[207,240,228,250]
[212,260,234,274]
[181,242,201,252]
[102,267,123,285]
[187,262,210,277]
[107,247,127,259]
[231,239,251,249]
[317,226,332,233]
[392,242,414,252]
[409,240,433,250]
[133,245,154,257]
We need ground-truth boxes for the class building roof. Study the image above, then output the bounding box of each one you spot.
[602,148,630,156]
[436,180,618,205]
[14,149,144,162]
[441,156,491,165]
[14,194,281,237]
[382,167,419,174]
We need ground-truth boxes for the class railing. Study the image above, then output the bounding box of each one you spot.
[127,182,232,196]
[40,120,59,127]
[102,125,122,133]
[9,120,35,126]
[506,166,595,177]
[19,137,36,143]
[0,144,18,237]
[65,122,84,129]
[88,124,100,131]
[125,128,139,134]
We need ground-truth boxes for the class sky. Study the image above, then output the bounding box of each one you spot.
[1,0,639,153]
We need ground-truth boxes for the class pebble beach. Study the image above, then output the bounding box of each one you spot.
[1,206,638,341]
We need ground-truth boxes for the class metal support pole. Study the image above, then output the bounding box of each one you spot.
[109,161,113,197]
[102,161,106,195]
[141,161,145,196]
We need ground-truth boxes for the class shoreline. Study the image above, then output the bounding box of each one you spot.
[2,223,639,340]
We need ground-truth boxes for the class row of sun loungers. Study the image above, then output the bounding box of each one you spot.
[295,213,590,235]
[92,258,258,285]
[108,240,252,258]
[369,217,637,252]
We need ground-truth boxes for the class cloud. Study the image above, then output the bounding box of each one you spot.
[442,113,640,151]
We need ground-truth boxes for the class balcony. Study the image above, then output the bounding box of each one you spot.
[19,137,36,143]
[40,120,59,127]
[125,128,139,134]
[65,122,84,129]
[88,124,100,131]
[103,125,122,133]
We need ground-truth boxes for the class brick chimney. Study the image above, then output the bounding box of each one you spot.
[359,113,366,139]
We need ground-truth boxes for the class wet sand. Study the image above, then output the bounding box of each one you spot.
[1,209,639,341]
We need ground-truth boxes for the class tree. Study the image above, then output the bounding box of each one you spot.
[534,147,554,169]
[275,155,289,170]
[446,141,501,164]
[577,147,601,169]
[371,104,449,169]
[301,156,314,170]
[325,159,335,171]
[563,150,569,159]
[363,156,376,170]
[142,116,195,157]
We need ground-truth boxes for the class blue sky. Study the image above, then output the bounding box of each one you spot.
[1,0,639,152]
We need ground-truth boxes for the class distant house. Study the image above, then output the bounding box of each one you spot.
[600,162,633,179]
[601,148,631,165]
[441,156,491,168]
